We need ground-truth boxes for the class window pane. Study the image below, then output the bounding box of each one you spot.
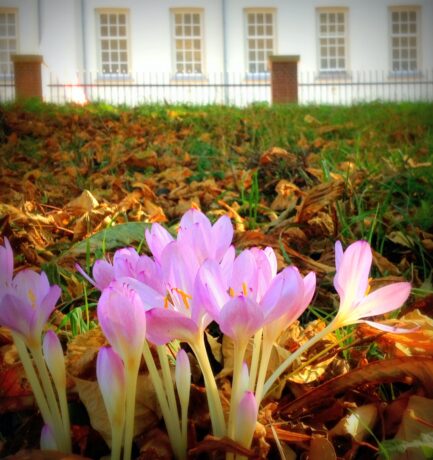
[246,10,274,73]
[99,12,129,74]
[173,11,203,74]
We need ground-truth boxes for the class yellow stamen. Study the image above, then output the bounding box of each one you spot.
[27,289,36,309]
[172,288,192,309]
[365,277,373,296]
[229,287,235,297]
[164,294,170,309]
[242,282,248,296]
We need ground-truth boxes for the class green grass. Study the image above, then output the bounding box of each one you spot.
[1,99,432,283]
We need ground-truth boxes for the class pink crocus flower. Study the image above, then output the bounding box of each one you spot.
[96,347,126,442]
[76,246,166,294]
[142,211,234,346]
[97,280,147,362]
[234,391,258,449]
[333,240,411,331]
[145,208,234,266]
[0,270,61,347]
[195,248,312,344]
[144,240,213,345]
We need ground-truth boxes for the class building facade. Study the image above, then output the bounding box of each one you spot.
[1,0,432,104]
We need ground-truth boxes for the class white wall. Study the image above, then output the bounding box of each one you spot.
[1,0,432,104]
[0,0,38,54]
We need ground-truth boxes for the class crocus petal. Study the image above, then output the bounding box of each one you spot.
[235,391,258,448]
[96,347,126,428]
[261,267,304,324]
[0,293,33,340]
[264,247,278,278]
[40,424,57,451]
[75,263,98,288]
[12,270,50,307]
[218,296,264,343]
[334,240,372,308]
[219,245,235,285]
[231,250,258,298]
[33,285,61,336]
[135,255,165,293]
[250,247,276,301]
[161,241,199,299]
[353,282,411,319]
[97,281,147,363]
[113,247,140,279]
[145,223,174,262]
[361,320,419,334]
[146,308,199,345]
[302,271,316,307]
[43,330,66,389]
[0,237,13,289]
[177,209,212,262]
[211,214,234,260]
[120,277,165,310]
[194,260,230,321]
[92,259,114,290]
[334,241,343,272]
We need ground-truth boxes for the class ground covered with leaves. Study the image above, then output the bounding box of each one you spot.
[1,101,433,459]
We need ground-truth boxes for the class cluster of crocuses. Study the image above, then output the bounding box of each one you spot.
[0,238,71,453]
[0,208,412,460]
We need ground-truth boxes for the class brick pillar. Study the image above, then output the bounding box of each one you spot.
[11,55,43,100]
[269,55,300,104]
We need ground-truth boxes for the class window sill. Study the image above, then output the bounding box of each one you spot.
[315,71,351,82]
[96,74,133,83]
[170,74,208,84]
[244,72,270,83]
[388,70,422,79]
[0,74,14,82]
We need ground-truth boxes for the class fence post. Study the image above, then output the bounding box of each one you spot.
[269,55,300,104]
[11,54,43,100]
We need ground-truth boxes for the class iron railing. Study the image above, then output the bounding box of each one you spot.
[1,69,433,106]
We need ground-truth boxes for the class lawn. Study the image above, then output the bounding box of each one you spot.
[0,100,433,459]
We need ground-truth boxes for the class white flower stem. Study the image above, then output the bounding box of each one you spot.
[263,322,336,397]
[156,345,180,419]
[254,335,273,407]
[122,357,140,460]
[179,394,189,459]
[157,345,185,459]
[56,378,72,453]
[111,421,123,460]
[30,343,70,453]
[226,340,247,460]
[248,329,262,391]
[190,337,226,438]
[13,334,54,430]
[142,341,184,460]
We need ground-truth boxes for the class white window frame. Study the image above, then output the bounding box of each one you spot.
[389,6,421,75]
[244,8,276,78]
[171,8,205,78]
[96,9,130,78]
[0,8,18,78]
[316,8,349,75]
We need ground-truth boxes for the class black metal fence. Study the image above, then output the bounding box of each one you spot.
[46,72,271,107]
[0,75,15,102]
[1,69,433,106]
[299,69,433,105]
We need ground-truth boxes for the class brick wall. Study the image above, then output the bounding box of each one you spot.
[11,55,43,100]
[270,55,300,104]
